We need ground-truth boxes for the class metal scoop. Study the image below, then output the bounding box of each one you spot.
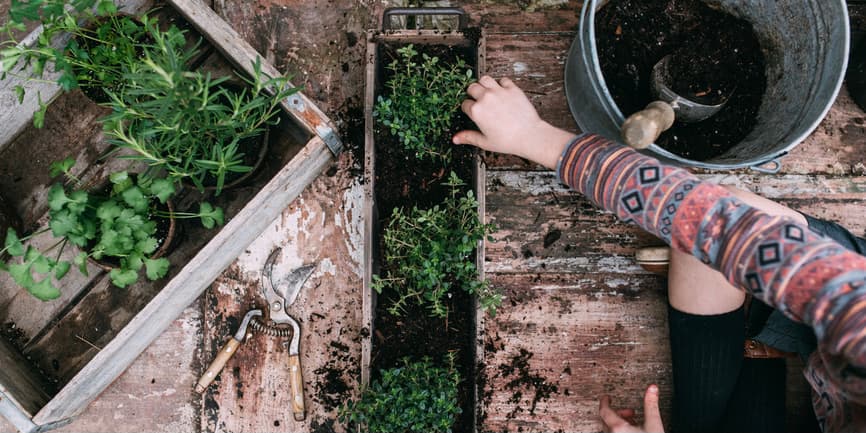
[621,55,730,149]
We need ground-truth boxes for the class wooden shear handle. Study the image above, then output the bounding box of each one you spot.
[288,353,305,421]
[195,338,241,393]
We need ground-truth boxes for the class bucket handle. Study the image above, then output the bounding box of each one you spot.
[750,155,785,174]
[382,7,468,31]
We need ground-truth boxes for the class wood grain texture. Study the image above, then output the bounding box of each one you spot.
[58,306,202,433]
[480,272,671,433]
[200,154,363,433]
[485,170,866,275]
[0,338,50,416]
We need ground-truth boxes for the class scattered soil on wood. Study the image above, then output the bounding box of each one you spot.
[312,340,353,412]
[595,0,766,160]
[371,39,479,433]
[498,348,559,419]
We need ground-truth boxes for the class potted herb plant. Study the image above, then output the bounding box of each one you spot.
[0,0,129,124]
[372,172,499,317]
[375,44,474,161]
[2,4,299,194]
[0,158,223,301]
[101,24,300,193]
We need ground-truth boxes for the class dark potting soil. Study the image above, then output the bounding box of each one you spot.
[371,40,479,433]
[595,0,767,160]
[372,288,476,433]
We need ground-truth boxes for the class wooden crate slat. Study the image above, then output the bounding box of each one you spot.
[31,135,333,425]
[0,338,50,417]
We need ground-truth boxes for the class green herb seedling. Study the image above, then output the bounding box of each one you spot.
[372,172,501,317]
[374,44,474,161]
[339,355,461,433]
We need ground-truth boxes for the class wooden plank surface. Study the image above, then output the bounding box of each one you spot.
[199,161,363,433]
[0,1,862,432]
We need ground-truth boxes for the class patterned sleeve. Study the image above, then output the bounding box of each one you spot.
[557,133,866,402]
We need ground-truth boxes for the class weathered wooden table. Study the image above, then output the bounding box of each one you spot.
[2,1,866,432]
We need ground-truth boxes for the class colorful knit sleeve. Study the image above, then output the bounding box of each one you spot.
[557,133,866,403]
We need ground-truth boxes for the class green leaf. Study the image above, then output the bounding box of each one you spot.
[144,257,170,280]
[14,85,24,104]
[96,201,122,221]
[33,94,47,128]
[47,184,69,211]
[73,252,89,276]
[28,277,61,301]
[109,268,138,288]
[32,254,52,274]
[96,0,117,15]
[135,237,158,255]
[7,262,34,288]
[57,72,78,92]
[49,158,75,178]
[54,261,71,280]
[4,228,24,257]
[149,179,175,203]
[122,187,148,212]
[109,171,129,185]
[49,209,78,237]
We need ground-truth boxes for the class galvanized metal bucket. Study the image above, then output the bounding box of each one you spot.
[565,0,850,172]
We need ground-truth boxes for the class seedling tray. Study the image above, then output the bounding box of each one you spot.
[362,8,486,432]
[0,0,341,431]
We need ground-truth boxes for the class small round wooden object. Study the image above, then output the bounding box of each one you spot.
[288,354,306,421]
[621,101,676,150]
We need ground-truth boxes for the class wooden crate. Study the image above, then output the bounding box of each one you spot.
[361,8,487,432]
[0,0,341,431]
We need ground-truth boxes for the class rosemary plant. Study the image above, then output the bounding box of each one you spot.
[101,22,300,193]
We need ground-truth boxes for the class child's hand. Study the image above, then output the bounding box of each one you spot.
[453,76,577,169]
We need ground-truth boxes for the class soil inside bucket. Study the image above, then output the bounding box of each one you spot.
[371,40,478,433]
[595,0,767,161]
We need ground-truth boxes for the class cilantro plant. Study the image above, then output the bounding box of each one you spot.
[339,356,461,433]
[374,44,474,161]
[372,172,500,317]
[101,24,300,194]
[0,158,224,301]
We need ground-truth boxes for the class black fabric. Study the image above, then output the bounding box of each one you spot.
[669,305,745,433]
[719,358,787,433]
[804,214,866,255]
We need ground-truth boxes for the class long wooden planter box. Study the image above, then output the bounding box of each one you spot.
[362,10,487,432]
[0,0,341,431]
